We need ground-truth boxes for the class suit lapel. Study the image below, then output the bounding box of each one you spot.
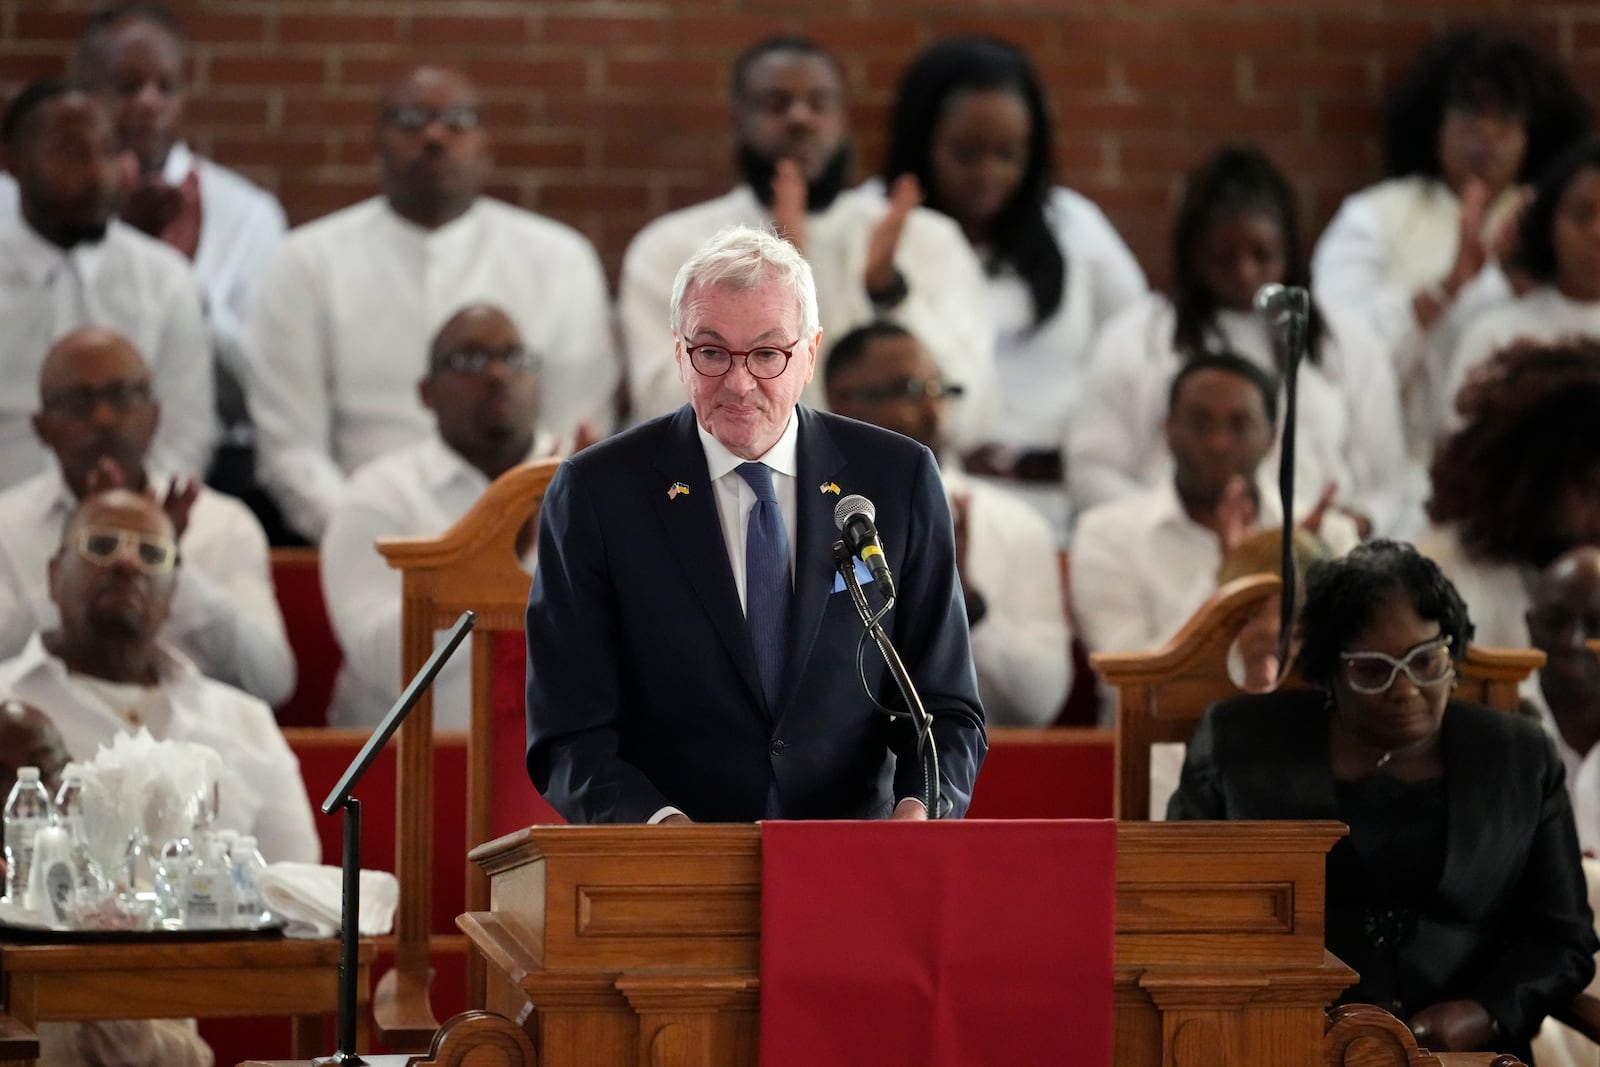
[778,408,848,723]
[649,408,765,707]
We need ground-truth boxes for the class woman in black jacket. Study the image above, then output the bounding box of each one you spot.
[1170,539,1596,1059]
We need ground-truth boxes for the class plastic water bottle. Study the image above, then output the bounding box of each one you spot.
[231,835,272,928]
[181,833,234,930]
[52,772,94,892]
[4,768,54,904]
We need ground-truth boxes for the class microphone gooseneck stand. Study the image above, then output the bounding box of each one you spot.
[316,609,477,1066]
[832,540,948,819]
[1258,285,1310,682]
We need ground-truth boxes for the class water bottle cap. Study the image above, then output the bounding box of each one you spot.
[16,767,39,782]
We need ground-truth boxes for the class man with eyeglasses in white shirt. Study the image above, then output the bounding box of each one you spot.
[321,304,564,729]
[246,66,616,544]
[0,327,292,707]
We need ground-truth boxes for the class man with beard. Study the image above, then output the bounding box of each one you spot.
[72,2,290,503]
[0,488,317,862]
[320,304,559,728]
[246,66,614,544]
[0,80,212,488]
[824,322,1070,727]
[618,36,997,446]
[0,327,292,705]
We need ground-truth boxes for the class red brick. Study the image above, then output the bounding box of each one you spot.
[0,49,71,84]
[184,96,273,128]
[538,15,665,48]
[179,12,272,45]
[1313,15,1443,54]
[1180,16,1309,52]
[1249,56,1371,98]
[488,136,589,171]
[280,14,400,48]
[205,54,328,90]
[805,16,928,52]
[10,12,88,41]
[410,15,531,48]
[208,133,329,168]
[1121,58,1241,96]
[278,178,373,226]
[604,57,723,93]
[337,58,416,90]
[1055,15,1187,54]
[666,13,801,49]
[467,57,591,93]
[1177,100,1306,138]
[537,179,652,214]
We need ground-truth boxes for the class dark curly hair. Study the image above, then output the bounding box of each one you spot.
[730,35,841,102]
[1517,138,1600,284]
[1296,540,1475,689]
[882,36,1062,328]
[1382,26,1590,183]
[1170,145,1326,367]
[1428,337,1600,565]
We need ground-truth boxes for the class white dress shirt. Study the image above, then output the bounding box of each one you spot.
[1071,474,1358,656]
[1415,523,1533,648]
[0,467,294,706]
[0,634,318,865]
[320,432,551,729]
[0,213,214,486]
[1525,678,1600,856]
[162,142,288,382]
[618,185,998,448]
[245,196,617,543]
[1439,286,1600,432]
[1068,295,1412,536]
[944,469,1071,727]
[698,413,800,611]
[1311,175,1518,454]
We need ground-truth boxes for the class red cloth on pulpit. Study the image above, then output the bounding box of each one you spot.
[759,819,1115,1066]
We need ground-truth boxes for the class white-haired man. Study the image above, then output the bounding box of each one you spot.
[525,225,987,824]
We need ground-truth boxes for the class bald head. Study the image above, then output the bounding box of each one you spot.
[377,65,487,229]
[0,701,68,799]
[32,328,157,499]
[421,303,539,473]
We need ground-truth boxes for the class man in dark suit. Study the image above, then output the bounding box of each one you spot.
[525,225,986,823]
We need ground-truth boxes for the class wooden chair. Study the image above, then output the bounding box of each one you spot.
[1092,573,1546,821]
[403,1010,535,1067]
[1324,1004,1525,1066]
[372,458,566,1049]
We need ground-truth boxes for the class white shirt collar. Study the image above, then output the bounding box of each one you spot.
[161,140,196,186]
[695,408,800,482]
[416,429,553,493]
[0,209,113,289]
[377,196,485,242]
[12,629,201,693]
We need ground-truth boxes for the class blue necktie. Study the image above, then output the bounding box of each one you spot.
[736,462,792,713]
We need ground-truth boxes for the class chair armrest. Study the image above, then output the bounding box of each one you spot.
[1552,990,1600,1043]
[0,1013,38,1060]
[374,962,439,1052]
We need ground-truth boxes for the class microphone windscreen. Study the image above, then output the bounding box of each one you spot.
[1253,283,1286,314]
[834,494,875,531]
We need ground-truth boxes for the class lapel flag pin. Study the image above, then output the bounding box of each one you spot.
[820,481,841,496]
[667,481,691,500]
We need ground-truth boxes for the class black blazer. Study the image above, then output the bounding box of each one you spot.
[524,405,987,824]
[1169,690,1597,1049]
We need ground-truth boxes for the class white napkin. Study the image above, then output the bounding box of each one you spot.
[256,863,399,939]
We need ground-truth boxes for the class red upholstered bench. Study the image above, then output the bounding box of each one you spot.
[270,549,342,728]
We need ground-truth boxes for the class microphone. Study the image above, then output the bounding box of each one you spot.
[833,494,897,601]
[1253,282,1310,323]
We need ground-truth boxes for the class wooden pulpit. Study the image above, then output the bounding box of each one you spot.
[459,822,1358,1067]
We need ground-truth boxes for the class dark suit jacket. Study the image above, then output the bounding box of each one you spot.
[1169,691,1597,1050]
[524,405,987,824]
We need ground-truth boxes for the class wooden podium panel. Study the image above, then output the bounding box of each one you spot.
[461,822,1358,1067]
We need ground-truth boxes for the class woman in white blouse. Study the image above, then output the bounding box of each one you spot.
[1440,140,1600,429]
[1070,146,1409,538]
[1312,28,1589,453]
[880,36,1147,542]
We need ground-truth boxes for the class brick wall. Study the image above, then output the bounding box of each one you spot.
[1,0,1595,287]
